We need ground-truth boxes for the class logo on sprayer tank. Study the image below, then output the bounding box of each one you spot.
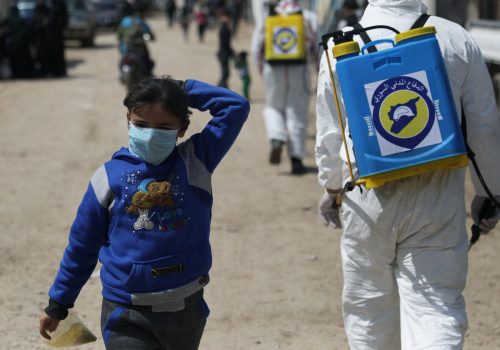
[273,27,298,54]
[371,76,436,150]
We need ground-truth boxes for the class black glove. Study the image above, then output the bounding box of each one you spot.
[471,195,500,234]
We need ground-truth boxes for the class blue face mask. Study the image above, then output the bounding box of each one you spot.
[128,123,179,165]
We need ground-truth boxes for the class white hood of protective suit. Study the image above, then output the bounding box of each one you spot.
[275,0,301,15]
[368,0,427,12]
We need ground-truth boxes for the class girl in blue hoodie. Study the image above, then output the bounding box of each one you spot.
[39,77,250,349]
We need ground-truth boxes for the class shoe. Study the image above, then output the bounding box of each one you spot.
[291,157,306,175]
[269,139,284,165]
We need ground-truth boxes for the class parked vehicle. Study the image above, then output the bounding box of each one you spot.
[16,0,37,20]
[64,0,96,47]
[91,0,122,28]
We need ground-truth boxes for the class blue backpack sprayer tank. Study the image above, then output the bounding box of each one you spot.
[321,23,500,249]
[321,25,468,201]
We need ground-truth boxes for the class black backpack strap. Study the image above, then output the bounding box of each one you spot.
[460,101,500,218]
[461,105,468,141]
[411,14,430,29]
[353,14,429,54]
[352,23,377,53]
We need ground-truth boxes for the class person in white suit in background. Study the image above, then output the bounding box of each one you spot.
[252,0,318,175]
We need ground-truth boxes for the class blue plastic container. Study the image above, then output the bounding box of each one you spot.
[333,27,467,188]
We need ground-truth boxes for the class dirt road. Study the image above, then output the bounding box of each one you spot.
[0,15,499,350]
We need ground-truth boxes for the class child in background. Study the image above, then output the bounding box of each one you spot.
[193,0,209,42]
[179,5,191,42]
[39,77,249,349]
[234,51,251,100]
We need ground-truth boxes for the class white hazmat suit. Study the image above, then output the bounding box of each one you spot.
[252,0,318,171]
[315,0,500,349]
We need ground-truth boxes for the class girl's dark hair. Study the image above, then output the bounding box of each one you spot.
[123,77,191,130]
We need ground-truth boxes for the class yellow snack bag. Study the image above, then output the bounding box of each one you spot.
[46,310,97,348]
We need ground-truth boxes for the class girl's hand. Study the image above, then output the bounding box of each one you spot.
[39,312,60,340]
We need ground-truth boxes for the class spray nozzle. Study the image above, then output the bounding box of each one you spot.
[333,181,358,209]
[321,31,354,50]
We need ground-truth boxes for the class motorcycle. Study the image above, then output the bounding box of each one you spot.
[119,52,146,92]
[119,34,154,92]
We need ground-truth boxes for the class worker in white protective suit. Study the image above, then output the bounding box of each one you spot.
[315,0,500,349]
[252,0,317,175]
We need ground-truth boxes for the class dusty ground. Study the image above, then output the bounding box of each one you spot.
[1,15,499,350]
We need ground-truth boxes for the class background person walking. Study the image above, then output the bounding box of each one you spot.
[252,0,317,175]
[234,51,251,100]
[216,8,233,88]
[193,0,209,42]
[179,4,191,42]
[165,0,177,28]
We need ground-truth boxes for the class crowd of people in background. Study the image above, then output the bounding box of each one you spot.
[165,0,248,42]
[0,0,68,79]
[160,0,249,95]
[0,0,249,86]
